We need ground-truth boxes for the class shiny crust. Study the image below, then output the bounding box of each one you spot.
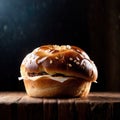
[20,45,98,97]
[21,45,98,82]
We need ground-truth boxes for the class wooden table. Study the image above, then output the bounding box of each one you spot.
[0,92,120,120]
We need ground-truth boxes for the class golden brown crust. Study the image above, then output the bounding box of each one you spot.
[21,45,98,82]
[23,78,91,97]
[20,45,98,97]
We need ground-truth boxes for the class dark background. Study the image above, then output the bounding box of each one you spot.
[0,0,119,91]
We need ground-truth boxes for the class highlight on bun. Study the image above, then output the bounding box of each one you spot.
[19,45,98,98]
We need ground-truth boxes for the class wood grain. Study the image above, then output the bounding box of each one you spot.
[0,92,120,120]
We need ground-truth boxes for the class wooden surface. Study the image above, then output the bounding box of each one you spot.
[0,92,120,120]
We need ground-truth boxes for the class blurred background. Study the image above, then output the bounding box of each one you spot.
[0,0,119,91]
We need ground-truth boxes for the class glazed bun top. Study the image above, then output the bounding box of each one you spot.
[20,45,98,82]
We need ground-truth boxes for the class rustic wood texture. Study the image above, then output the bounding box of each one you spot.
[87,0,120,91]
[0,92,120,120]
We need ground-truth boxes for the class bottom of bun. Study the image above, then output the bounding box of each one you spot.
[23,78,92,98]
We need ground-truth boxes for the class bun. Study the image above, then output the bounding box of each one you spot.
[20,45,98,97]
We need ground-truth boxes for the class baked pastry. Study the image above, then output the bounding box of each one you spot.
[19,45,98,97]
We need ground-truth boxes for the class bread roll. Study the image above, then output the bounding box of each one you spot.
[20,45,98,97]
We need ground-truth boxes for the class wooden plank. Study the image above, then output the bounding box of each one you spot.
[0,92,120,120]
[0,103,12,120]
[88,92,120,102]
[0,92,24,103]
[0,92,120,103]
[57,99,75,120]
[89,102,113,120]
[0,92,24,120]
[113,103,120,120]
[17,95,43,120]
[43,99,57,120]
[75,101,90,120]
